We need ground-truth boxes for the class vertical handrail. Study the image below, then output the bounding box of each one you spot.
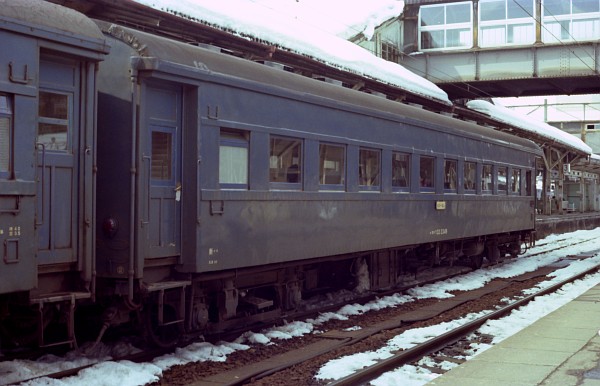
[141,155,151,226]
[35,143,46,227]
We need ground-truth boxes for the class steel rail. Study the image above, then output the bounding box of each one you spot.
[327,261,600,386]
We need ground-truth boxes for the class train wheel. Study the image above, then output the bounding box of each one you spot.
[144,303,182,348]
[470,254,484,269]
[0,306,39,349]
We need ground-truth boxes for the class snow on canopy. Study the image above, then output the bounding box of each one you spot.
[467,100,592,155]
[133,0,451,104]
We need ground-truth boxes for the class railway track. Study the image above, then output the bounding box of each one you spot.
[164,250,599,385]
[5,240,600,386]
[325,258,600,386]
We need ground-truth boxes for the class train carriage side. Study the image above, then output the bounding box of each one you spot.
[0,0,108,350]
[94,23,540,340]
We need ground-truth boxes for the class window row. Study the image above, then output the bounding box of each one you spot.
[419,0,600,50]
[218,129,532,196]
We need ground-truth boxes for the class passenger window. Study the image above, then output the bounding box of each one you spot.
[359,148,380,190]
[319,143,345,188]
[526,170,533,196]
[38,91,70,151]
[420,156,435,190]
[0,94,11,177]
[151,131,173,180]
[482,164,493,192]
[464,162,476,192]
[219,129,248,187]
[444,159,457,192]
[392,152,410,190]
[270,136,302,186]
[511,169,521,194]
[498,166,507,192]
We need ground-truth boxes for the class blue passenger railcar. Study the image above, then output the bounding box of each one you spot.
[94,23,540,344]
[0,0,108,349]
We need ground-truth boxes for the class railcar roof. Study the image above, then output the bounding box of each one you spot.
[0,0,108,52]
[101,22,541,155]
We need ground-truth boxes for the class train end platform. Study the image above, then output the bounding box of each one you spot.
[536,211,600,240]
[428,283,600,386]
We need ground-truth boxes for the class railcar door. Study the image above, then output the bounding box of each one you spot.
[141,84,182,259]
[36,57,81,265]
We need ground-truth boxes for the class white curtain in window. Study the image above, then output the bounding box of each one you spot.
[572,18,599,39]
[481,26,506,45]
[542,21,563,43]
[219,145,248,184]
[510,24,535,43]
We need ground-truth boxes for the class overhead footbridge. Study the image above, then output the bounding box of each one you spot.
[399,0,600,100]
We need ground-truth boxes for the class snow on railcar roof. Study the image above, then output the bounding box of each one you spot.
[132,0,451,105]
[467,100,592,155]
[131,1,592,155]
[1,0,107,43]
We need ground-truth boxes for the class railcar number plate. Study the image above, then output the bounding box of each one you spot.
[436,201,446,210]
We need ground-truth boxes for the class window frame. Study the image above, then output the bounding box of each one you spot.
[219,128,249,189]
[150,127,175,183]
[510,168,522,195]
[419,1,474,51]
[358,147,381,191]
[444,159,458,193]
[319,142,346,191]
[463,161,477,193]
[479,0,536,47]
[0,93,12,179]
[269,135,303,190]
[37,89,72,153]
[481,163,494,193]
[419,155,436,192]
[497,165,508,194]
[542,0,600,43]
[391,151,410,192]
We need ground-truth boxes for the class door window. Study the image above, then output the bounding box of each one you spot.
[0,94,12,177]
[38,91,70,151]
[151,131,173,181]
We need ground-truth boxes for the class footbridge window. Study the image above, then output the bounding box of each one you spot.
[479,0,536,47]
[419,2,473,50]
[542,0,600,42]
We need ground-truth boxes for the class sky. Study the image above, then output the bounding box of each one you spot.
[495,94,600,124]
[6,227,600,385]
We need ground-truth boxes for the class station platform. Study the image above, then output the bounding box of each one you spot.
[428,284,600,386]
[535,211,600,240]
